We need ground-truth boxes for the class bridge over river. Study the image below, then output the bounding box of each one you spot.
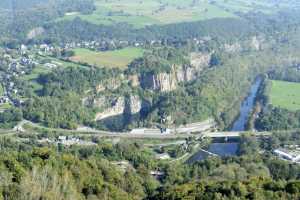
[201,131,271,138]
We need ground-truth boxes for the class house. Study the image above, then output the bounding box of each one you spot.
[58,136,67,141]
[40,44,50,52]
[44,63,57,69]
[155,153,170,160]
[20,44,27,54]
[0,97,9,104]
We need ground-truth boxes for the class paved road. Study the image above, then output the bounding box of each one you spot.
[175,119,216,134]
[1,120,272,140]
[19,120,216,139]
[144,140,186,147]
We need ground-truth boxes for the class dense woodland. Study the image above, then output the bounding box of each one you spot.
[0,132,299,199]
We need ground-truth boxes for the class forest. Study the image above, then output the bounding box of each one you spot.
[1,1,300,199]
[0,131,299,199]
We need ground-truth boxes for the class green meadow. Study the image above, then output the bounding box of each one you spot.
[269,80,300,111]
[70,47,144,68]
[59,0,295,28]
[0,83,4,96]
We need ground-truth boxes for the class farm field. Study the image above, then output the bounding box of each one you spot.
[60,0,300,28]
[269,80,300,111]
[0,83,4,96]
[69,47,144,68]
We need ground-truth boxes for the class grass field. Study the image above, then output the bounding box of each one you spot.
[70,47,144,68]
[61,0,237,27]
[0,84,4,96]
[59,0,298,28]
[270,80,300,111]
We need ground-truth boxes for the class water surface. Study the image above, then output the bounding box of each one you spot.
[231,78,262,131]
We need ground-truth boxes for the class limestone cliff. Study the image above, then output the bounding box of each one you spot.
[96,75,123,92]
[128,75,140,87]
[129,95,142,114]
[27,27,45,39]
[224,43,241,53]
[140,68,178,92]
[94,95,142,121]
[140,52,211,92]
[90,52,211,121]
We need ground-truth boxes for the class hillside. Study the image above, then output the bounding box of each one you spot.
[1,1,300,199]
[59,0,300,28]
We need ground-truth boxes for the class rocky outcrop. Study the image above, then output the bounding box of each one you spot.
[250,36,263,51]
[95,97,125,120]
[96,75,123,92]
[224,43,241,53]
[94,95,142,121]
[140,68,178,92]
[129,95,142,114]
[87,52,212,121]
[190,52,212,69]
[27,27,45,39]
[140,52,211,92]
[128,74,140,87]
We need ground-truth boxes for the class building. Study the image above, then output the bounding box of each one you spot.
[274,149,300,163]
[155,153,171,160]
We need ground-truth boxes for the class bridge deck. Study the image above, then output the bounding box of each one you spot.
[202,131,271,138]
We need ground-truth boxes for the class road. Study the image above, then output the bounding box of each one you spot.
[0,120,272,140]
[174,119,216,134]
[144,140,186,147]
[16,120,217,139]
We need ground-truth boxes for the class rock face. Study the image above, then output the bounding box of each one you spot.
[129,95,142,114]
[140,69,177,92]
[91,52,211,121]
[250,36,262,51]
[224,43,241,53]
[128,75,140,87]
[140,52,211,92]
[96,76,123,92]
[27,27,45,39]
[190,52,212,69]
[94,95,142,121]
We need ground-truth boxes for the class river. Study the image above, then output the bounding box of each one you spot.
[231,77,262,131]
[187,78,262,163]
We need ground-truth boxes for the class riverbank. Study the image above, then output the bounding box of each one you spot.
[231,77,263,131]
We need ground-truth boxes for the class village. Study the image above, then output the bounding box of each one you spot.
[0,36,210,112]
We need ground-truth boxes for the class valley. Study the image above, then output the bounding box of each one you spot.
[1,0,300,199]
[60,0,300,28]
